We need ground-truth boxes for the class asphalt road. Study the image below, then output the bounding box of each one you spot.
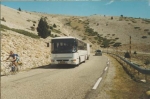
[1,54,110,99]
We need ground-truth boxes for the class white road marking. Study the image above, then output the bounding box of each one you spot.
[107,61,110,66]
[92,77,102,89]
[92,58,110,90]
[104,67,108,71]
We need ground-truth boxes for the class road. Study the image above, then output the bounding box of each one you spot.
[1,54,110,99]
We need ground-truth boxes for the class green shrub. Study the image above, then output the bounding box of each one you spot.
[50,26,53,30]
[94,37,98,40]
[142,36,147,38]
[53,24,57,28]
[65,21,71,26]
[12,28,40,38]
[110,42,115,44]
[134,27,140,29]
[101,39,111,48]
[111,16,113,20]
[133,51,137,54]
[142,19,150,23]
[0,24,10,30]
[32,21,36,23]
[1,17,6,22]
[112,34,115,36]
[92,41,96,44]
[50,34,54,37]
[124,52,130,58]
[113,42,121,47]
[132,20,137,23]
[82,36,86,40]
[0,24,40,39]
[144,59,150,65]
[85,27,97,36]
[52,29,61,33]
[30,26,35,31]
[55,34,59,37]
[27,19,31,22]
[144,29,149,31]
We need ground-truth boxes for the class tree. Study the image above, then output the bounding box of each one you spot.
[37,17,51,38]
[101,39,110,48]
[53,24,57,28]
[18,8,21,11]
[111,16,113,20]
[133,51,137,54]
[124,52,131,58]
[120,15,123,17]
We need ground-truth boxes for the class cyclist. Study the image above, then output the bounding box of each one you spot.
[6,51,20,68]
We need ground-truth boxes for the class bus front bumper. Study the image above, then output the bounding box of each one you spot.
[51,59,77,65]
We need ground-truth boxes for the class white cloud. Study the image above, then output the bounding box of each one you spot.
[105,0,114,5]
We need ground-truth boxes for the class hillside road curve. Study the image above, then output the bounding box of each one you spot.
[1,54,110,99]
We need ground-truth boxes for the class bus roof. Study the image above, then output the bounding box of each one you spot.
[51,36,88,44]
[51,36,76,40]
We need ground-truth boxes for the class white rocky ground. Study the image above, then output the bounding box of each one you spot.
[1,30,51,75]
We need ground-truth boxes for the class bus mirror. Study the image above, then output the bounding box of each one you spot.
[47,43,49,47]
[75,43,77,46]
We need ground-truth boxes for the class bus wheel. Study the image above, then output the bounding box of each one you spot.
[84,56,86,63]
[76,58,80,66]
[87,56,89,60]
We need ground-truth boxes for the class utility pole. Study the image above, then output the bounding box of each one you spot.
[129,36,131,62]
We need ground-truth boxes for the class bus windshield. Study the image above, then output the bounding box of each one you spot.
[51,39,77,53]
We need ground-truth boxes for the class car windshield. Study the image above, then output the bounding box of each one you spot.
[51,39,77,53]
[96,50,101,52]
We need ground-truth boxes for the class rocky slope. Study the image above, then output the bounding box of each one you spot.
[1,30,51,75]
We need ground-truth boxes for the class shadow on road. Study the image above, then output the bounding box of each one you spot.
[33,64,76,69]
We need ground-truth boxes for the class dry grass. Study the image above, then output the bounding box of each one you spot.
[116,51,150,69]
[108,55,150,99]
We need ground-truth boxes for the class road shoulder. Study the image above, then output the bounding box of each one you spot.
[96,54,150,99]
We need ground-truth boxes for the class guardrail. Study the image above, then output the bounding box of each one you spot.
[105,52,150,82]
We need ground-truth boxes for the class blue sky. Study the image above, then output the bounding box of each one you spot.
[1,1,150,19]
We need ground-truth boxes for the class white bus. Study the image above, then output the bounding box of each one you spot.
[51,36,90,66]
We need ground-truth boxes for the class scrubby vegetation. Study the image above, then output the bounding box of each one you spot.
[0,24,40,39]
[113,42,122,47]
[144,29,149,32]
[53,24,57,28]
[85,26,98,36]
[52,29,61,33]
[142,36,147,39]
[144,59,150,65]
[1,17,6,22]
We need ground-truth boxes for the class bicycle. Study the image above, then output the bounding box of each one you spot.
[4,61,22,75]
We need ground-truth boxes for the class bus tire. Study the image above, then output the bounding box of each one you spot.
[87,56,89,60]
[84,56,86,63]
[76,58,80,66]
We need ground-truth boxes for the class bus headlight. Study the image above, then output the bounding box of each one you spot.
[51,60,55,62]
[71,59,76,62]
